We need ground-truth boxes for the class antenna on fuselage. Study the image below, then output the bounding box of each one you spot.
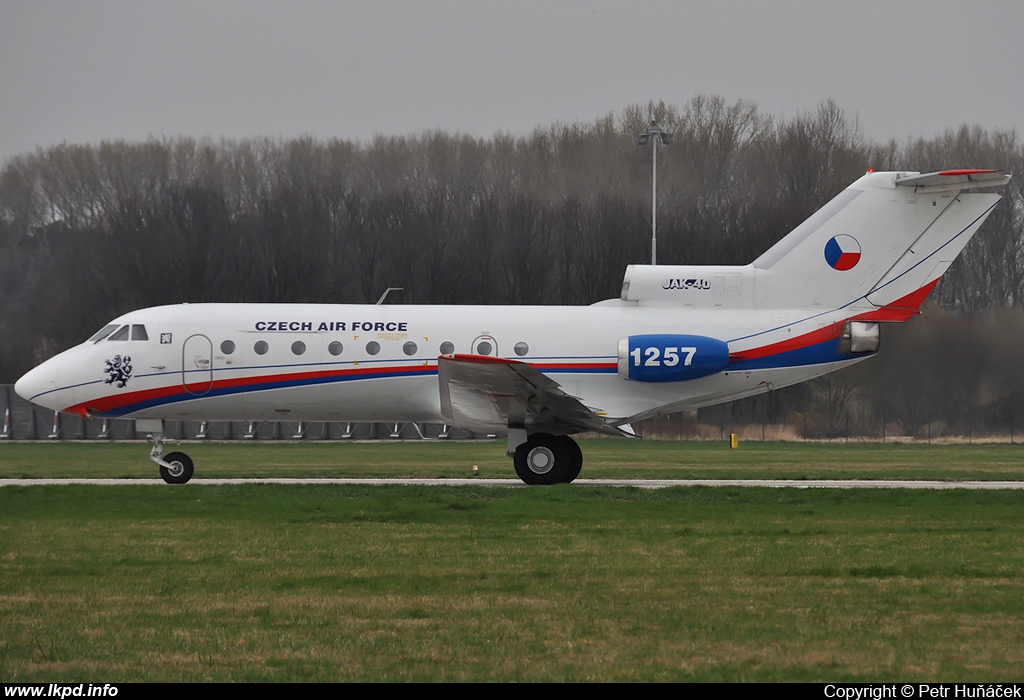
[375,287,404,305]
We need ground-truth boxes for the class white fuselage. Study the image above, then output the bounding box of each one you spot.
[14,299,867,430]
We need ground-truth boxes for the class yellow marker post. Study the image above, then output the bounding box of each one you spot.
[730,433,738,449]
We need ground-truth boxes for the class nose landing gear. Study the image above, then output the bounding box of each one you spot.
[139,418,195,484]
[157,451,194,484]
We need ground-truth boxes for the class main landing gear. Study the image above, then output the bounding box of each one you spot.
[512,433,583,485]
[138,418,195,484]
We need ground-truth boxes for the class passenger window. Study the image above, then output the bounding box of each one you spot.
[403,341,417,356]
[108,325,130,341]
[439,341,455,355]
[221,340,236,354]
[328,341,343,356]
[475,340,493,356]
[291,341,306,356]
[254,341,269,355]
[366,341,380,356]
[131,325,148,341]
[514,342,529,356]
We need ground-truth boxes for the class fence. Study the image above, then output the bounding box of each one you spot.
[5,384,1019,444]
[0,385,482,441]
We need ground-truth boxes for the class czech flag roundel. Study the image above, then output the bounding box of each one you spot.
[824,234,861,271]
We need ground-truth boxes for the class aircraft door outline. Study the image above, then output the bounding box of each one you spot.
[182,334,213,396]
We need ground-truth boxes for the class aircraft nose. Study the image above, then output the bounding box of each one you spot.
[14,363,56,407]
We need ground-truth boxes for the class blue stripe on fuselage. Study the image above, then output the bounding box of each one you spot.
[728,337,862,371]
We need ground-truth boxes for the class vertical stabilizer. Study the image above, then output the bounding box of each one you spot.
[751,170,1008,314]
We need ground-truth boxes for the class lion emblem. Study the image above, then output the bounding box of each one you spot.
[104,355,133,388]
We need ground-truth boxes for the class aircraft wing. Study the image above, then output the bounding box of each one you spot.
[437,354,635,438]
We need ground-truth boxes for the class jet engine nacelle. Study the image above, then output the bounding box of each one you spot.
[839,321,880,354]
[617,334,730,383]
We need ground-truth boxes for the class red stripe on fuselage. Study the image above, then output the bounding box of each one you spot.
[729,322,846,362]
[446,354,615,373]
[59,359,619,417]
[61,363,436,417]
[851,279,939,323]
[729,280,941,361]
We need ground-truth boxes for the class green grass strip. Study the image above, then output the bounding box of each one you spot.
[2,484,1024,681]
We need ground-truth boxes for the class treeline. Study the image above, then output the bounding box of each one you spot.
[2,97,1023,437]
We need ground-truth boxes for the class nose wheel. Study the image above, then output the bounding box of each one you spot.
[145,424,195,484]
[158,451,194,484]
[513,433,583,485]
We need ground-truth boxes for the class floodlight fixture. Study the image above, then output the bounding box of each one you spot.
[636,120,673,264]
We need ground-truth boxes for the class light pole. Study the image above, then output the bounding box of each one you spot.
[636,119,673,265]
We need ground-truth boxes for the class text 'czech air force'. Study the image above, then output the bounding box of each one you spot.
[254,321,408,332]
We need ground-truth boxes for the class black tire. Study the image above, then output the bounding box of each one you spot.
[553,435,583,483]
[513,434,568,485]
[159,451,194,484]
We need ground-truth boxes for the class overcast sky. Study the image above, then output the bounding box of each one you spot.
[1,0,1021,164]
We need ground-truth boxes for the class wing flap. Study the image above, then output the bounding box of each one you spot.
[438,354,633,437]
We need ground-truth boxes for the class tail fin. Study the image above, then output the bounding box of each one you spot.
[751,169,1008,313]
[616,170,1009,312]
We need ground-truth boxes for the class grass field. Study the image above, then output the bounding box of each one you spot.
[2,440,1024,681]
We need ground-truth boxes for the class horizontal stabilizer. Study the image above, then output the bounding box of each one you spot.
[895,169,1011,193]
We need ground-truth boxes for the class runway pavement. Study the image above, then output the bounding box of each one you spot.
[3,478,1024,489]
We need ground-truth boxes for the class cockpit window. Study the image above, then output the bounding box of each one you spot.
[131,325,148,341]
[107,325,130,341]
[89,324,119,343]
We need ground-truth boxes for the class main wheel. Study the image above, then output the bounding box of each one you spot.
[513,434,568,485]
[159,451,194,484]
[553,435,583,483]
